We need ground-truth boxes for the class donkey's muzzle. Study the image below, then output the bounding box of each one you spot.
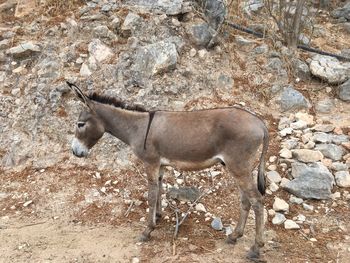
[71,138,89,158]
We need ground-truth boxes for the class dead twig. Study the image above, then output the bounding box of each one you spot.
[124,200,134,217]
[14,221,47,229]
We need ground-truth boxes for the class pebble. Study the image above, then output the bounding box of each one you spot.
[198,49,208,58]
[211,217,223,230]
[131,257,140,263]
[273,197,289,212]
[272,213,286,225]
[302,203,314,211]
[295,214,306,223]
[280,178,290,188]
[280,148,292,159]
[290,195,303,205]
[189,48,197,57]
[284,219,300,229]
[195,203,207,213]
[267,164,277,171]
[268,209,276,217]
[267,171,282,183]
[269,156,277,162]
[269,182,279,192]
[140,217,146,222]
[23,200,33,207]
[280,127,293,137]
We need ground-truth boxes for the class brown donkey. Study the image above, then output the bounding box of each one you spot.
[67,82,269,262]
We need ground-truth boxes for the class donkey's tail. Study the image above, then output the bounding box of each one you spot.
[257,123,269,195]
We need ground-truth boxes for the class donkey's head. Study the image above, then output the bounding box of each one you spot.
[67,82,105,157]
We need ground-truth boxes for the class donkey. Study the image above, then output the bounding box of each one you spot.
[67,82,269,262]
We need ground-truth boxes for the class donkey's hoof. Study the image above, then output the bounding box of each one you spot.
[138,234,150,242]
[246,249,266,263]
[225,236,238,245]
[156,213,162,222]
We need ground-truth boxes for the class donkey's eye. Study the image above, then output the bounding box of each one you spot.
[77,122,85,128]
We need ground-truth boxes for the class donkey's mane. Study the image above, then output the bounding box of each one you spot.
[88,92,147,112]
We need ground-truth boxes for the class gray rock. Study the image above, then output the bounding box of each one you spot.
[284,162,334,199]
[331,134,349,145]
[312,132,332,143]
[279,87,309,112]
[267,57,283,71]
[338,79,350,101]
[290,195,303,204]
[93,25,117,40]
[7,41,41,58]
[290,120,307,130]
[331,2,350,20]
[88,39,113,63]
[279,127,293,137]
[267,171,282,184]
[331,162,349,171]
[298,34,310,45]
[272,213,286,225]
[292,149,323,163]
[111,17,121,30]
[335,171,350,187]
[282,138,299,150]
[292,58,310,80]
[302,203,314,211]
[0,39,10,50]
[315,144,345,161]
[129,0,188,15]
[309,55,350,84]
[211,217,223,230]
[121,12,141,37]
[312,124,335,133]
[101,4,112,12]
[280,148,293,159]
[315,98,334,113]
[253,44,268,54]
[202,0,227,29]
[133,40,178,77]
[188,23,217,48]
[244,0,264,15]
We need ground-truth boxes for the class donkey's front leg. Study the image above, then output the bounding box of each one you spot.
[139,163,160,242]
[156,166,164,222]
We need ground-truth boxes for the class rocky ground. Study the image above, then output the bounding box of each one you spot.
[1,0,350,262]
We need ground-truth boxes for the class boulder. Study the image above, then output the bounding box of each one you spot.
[284,162,334,199]
[309,55,350,84]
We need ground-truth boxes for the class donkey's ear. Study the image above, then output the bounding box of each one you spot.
[66,81,92,108]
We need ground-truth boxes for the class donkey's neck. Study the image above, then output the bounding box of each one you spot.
[94,103,148,146]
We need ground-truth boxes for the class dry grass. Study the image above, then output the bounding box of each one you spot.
[40,0,83,16]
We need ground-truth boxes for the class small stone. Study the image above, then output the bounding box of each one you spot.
[279,127,293,137]
[269,182,279,192]
[296,214,306,223]
[272,213,286,225]
[267,171,282,183]
[189,48,197,57]
[295,112,314,126]
[269,156,277,162]
[176,178,184,185]
[292,149,323,163]
[290,195,303,204]
[284,219,300,230]
[195,203,207,213]
[312,124,335,133]
[268,209,276,217]
[172,18,181,27]
[211,217,223,230]
[331,162,348,171]
[331,192,341,200]
[310,238,317,242]
[140,217,146,222]
[224,225,233,236]
[131,257,140,263]
[80,63,92,77]
[267,164,277,171]
[280,148,292,159]
[273,197,289,212]
[198,49,208,58]
[302,203,314,211]
[280,178,290,188]
[335,171,350,187]
[290,120,308,130]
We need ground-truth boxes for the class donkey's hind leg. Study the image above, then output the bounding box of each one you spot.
[139,163,160,242]
[227,165,265,262]
[227,189,251,244]
[156,167,164,222]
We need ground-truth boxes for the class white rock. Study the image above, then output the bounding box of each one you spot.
[80,63,92,77]
[295,112,314,126]
[280,148,292,159]
[88,39,113,63]
[267,164,277,171]
[268,209,276,217]
[189,48,197,57]
[296,214,306,223]
[132,258,140,263]
[331,192,341,200]
[302,203,314,211]
[23,200,33,207]
[269,156,277,163]
[195,203,207,213]
[280,127,293,137]
[292,149,324,163]
[290,120,308,130]
[284,219,300,229]
[198,49,208,58]
[273,197,289,212]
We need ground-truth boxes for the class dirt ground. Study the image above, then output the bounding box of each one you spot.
[1,159,349,263]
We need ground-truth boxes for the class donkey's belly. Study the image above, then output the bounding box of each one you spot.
[160,155,224,171]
